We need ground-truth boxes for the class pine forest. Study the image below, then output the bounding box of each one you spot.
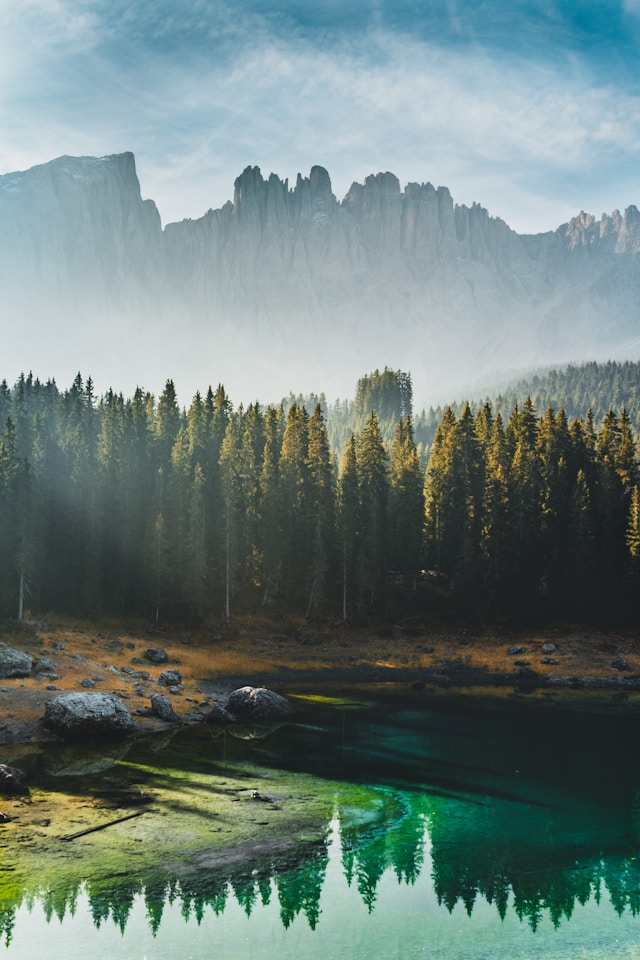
[1,364,639,627]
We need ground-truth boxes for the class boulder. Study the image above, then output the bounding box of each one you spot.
[44,692,134,739]
[611,657,630,671]
[159,669,182,687]
[0,649,33,679]
[0,764,29,796]
[33,657,56,675]
[149,693,181,723]
[144,647,168,664]
[226,686,294,721]
[200,702,236,724]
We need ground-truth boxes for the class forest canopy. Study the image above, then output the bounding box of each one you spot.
[0,364,639,626]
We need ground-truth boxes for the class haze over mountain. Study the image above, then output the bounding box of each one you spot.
[1,151,639,406]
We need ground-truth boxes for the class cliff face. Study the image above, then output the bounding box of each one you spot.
[1,152,639,402]
[0,153,162,310]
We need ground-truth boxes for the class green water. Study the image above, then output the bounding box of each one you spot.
[2,687,640,958]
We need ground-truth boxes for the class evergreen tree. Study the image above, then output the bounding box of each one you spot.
[357,411,389,608]
[423,407,460,575]
[565,468,598,619]
[184,463,208,616]
[626,485,640,598]
[504,400,541,617]
[338,434,360,619]
[536,406,571,612]
[278,404,310,601]
[259,406,284,606]
[219,410,245,620]
[479,413,510,614]
[388,415,424,575]
[305,404,336,616]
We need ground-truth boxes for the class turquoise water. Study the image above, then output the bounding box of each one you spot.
[2,688,640,958]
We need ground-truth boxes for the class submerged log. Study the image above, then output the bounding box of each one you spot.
[62,809,149,841]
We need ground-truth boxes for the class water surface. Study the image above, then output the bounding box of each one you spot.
[2,687,640,958]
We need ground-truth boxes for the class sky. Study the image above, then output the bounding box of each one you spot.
[2,0,640,233]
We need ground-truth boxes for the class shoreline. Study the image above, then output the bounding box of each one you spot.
[2,614,640,744]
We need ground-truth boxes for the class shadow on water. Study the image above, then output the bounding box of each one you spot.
[2,686,640,947]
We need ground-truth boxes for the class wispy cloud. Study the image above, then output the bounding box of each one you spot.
[2,0,640,232]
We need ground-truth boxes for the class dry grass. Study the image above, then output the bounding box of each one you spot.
[1,613,640,733]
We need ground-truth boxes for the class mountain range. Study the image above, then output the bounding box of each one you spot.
[1,151,639,405]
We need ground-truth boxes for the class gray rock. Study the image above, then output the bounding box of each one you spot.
[149,693,180,723]
[541,656,559,665]
[144,647,168,664]
[159,669,182,687]
[200,702,236,724]
[541,642,557,654]
[80,678,97,688]
[0,764,29,796]
[226,686,294,721]
[44,692,134,739]
[612,657,630,671]
[34,657,56,675]
[507,645,526,656]
[0,649,33,679]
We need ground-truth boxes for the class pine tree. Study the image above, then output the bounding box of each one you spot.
[423,407,460,575]
[388,415,424,576]
[305,404,336,617]
[184,463,208,617]
[626,485,640,593]
[505,400,541,617]
[149,469,168,623]
[154,379,182,465]
[278,404,310,601]
[595,409,628,608]
[338,434,360,619]
[479,413,510,613]
[536,406,571,611]
[357,411,389,608]
[219,410,245,620]
[259,406,284,606]
[238,403,266,595]
[565,468,598,618]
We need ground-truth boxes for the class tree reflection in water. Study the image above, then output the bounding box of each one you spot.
[2,690,640,946]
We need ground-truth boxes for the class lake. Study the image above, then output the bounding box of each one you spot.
[2,685,640,959]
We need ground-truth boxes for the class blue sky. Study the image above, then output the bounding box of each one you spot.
[2,0,640,232]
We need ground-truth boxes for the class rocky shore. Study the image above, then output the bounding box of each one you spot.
[1,615,640,744]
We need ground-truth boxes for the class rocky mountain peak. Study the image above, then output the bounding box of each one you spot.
[308,165,333,199]
[2,150,640,404]
[559,204,640,254]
